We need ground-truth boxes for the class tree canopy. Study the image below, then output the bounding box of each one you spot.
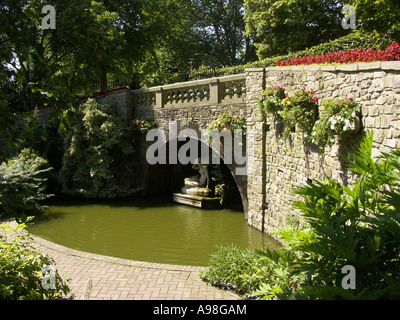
[244,0,348,59]
[349,0,400,42]
[1,0,399,119]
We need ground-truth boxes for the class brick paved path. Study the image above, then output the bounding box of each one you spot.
[31,234,241,300]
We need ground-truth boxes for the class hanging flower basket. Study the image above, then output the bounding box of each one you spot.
[311,94,362,148]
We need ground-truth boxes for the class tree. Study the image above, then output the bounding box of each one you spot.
[44,0,131,94]
[194,0,256,67]
[244,0,347,59]
[58,98,138,198]
[136,0,207,86]
[1,0,138,104]
[348,0,400,43]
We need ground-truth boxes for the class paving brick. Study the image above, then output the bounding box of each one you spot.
[26,234,240,300]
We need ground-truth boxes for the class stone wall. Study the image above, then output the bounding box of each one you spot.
[245,62,400,237]
[96,88,133,124]
[37,87,133,125]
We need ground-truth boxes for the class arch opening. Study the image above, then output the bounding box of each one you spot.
[142,136,245,213]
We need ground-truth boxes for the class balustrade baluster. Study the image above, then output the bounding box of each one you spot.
[233,80,242,98]
[225,83,233,99]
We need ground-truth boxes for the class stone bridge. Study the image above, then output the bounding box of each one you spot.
[40,62,400,238]
[131,73,250,216]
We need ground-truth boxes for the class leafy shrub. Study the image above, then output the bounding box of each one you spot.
[190,30,392,80]
[254,132,400,300]
[0,148,53,218]
[10,110,64,194]
[0,219,70,299]
[199,245,275,298]
[59,98,138,198]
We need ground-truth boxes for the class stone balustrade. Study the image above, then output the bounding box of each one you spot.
[132,74,246,109]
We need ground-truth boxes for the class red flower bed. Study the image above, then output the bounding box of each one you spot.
[275,41,400,67]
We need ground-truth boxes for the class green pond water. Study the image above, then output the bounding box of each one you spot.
[28,196,279,266]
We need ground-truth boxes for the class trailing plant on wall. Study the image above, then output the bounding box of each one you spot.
[259,85,362,149]
[258,83,287,121]
[130,119,158,134]
[206,113,246,133]
[311,94,361,148]
[58,98,138,199]
[259,85,319,140]
[281,88,319,139]
[205,113,246,145]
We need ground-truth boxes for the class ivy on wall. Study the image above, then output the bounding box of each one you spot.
[58,98,139,198]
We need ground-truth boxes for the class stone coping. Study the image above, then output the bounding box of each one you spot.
[262,61,400,72]
[132,73,246,93]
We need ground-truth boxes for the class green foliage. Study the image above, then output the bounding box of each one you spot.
[254,132,400,300]
[206,113,247,136]
[0,218,71,299]
[210,165,236,205]
[281,88,319,139]
[199,245,275,297]
[349,0,400,43]
[259,85,319,140]
[194,0,252,67]
[311,94,361,149]
[192,30,391,80]
[130,119,158,134]
[257,83,287,121]
[259,85,362,149]
[244,0,347,58]
[59,98,138,198]
[0,149,53,218]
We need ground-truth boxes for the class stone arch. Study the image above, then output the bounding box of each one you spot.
[140,121,248,216]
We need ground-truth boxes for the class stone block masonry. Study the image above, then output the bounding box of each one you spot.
[248,62,400,237]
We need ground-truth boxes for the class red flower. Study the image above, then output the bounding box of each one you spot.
[275,42,400,67]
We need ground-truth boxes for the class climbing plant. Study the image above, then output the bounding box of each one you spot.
[58,98,139,198]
